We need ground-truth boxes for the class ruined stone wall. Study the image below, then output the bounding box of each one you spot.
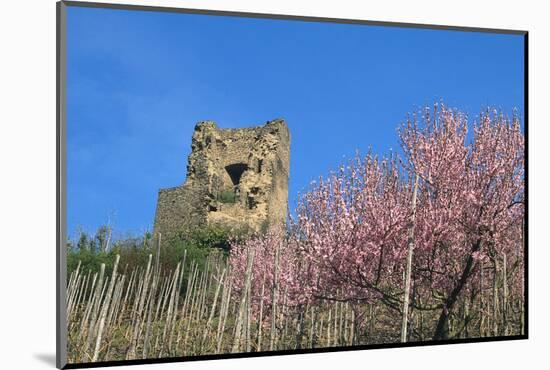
[153,119,290,240]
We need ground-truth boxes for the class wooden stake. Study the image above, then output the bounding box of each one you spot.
[401,173,419,343]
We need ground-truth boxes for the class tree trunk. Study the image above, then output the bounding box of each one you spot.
[433,239,481,340]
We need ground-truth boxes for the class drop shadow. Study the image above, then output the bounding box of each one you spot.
[34,353,57,367]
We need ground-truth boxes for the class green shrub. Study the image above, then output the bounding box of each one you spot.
[175,226,234,250]
[216,190,237,204]
[66,225,245,279]
[67,249,121,281]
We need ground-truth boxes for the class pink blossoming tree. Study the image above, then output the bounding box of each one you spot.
[228,103,524,342]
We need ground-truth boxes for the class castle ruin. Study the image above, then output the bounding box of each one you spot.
[153,119,290,240]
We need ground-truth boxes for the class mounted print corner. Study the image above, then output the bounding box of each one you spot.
[57,1,528,368]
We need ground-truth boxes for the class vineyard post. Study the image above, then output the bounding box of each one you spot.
[92,254,120,362]
[142,233,161,359]
[257,277,266,351]
[492,258,499,336]
[401,173,419,343]
[269,242,280,351]
[502,253,508,335]
[81,263,105,362]
[232,246,255,353]
[202,268,226,349]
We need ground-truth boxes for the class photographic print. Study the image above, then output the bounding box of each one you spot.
[57,1,527,368]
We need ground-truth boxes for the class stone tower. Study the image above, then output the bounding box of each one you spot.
[153,119,290,240]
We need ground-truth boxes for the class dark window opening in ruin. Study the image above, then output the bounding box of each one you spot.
[225,163,248,186]
[247,195,258,210]
[258,159,263,173]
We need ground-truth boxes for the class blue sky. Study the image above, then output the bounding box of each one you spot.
[67,6,524,239]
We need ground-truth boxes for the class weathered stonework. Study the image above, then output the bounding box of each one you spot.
[153,119,290,240]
